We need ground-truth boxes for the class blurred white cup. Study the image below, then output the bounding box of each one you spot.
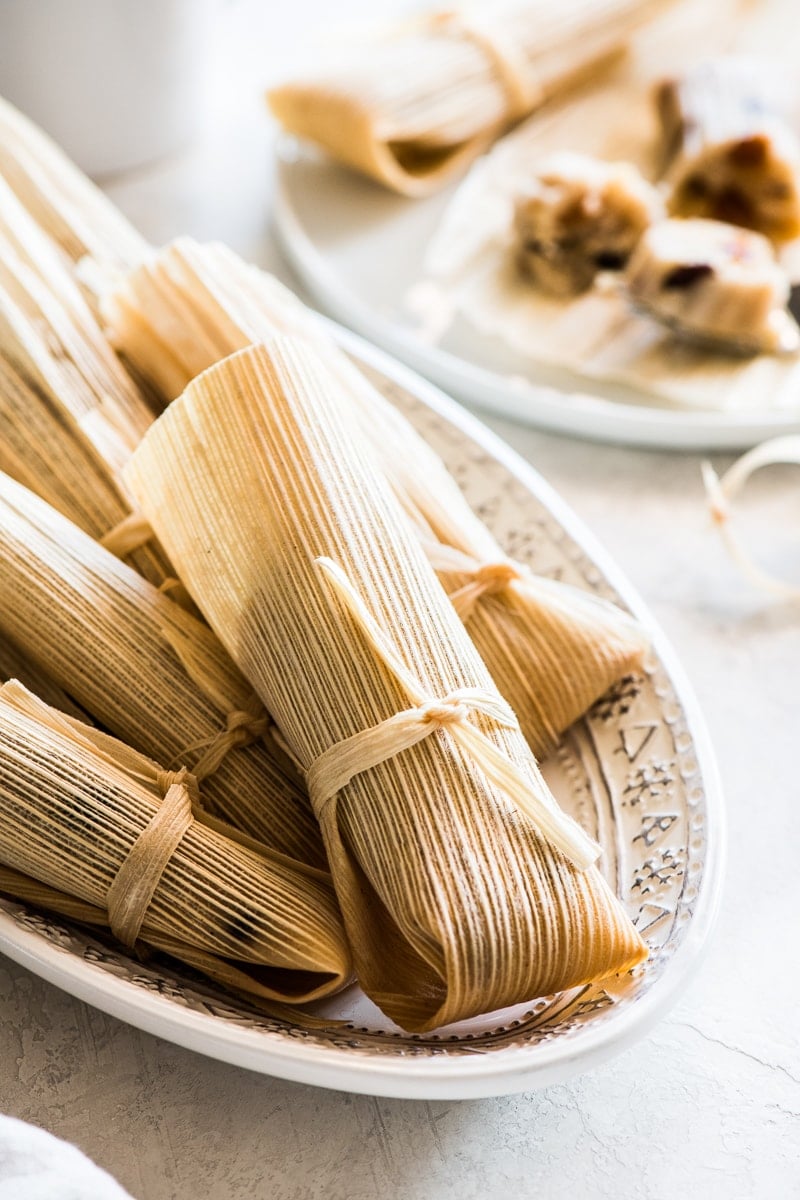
[0,0,215,177]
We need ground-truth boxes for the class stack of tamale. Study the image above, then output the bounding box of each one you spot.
[0,94,649,1032]
[125,338,647,1031]
[0,680,350,1005]
[102,238,647,759]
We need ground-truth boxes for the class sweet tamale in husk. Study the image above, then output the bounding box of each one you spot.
[103,238,646,758]
[124,337,646,1032]
[0,470,325,868]
[0,680,350,1004]
[267,0,675,196]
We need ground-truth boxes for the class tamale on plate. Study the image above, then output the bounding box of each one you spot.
[125,338,646,1032]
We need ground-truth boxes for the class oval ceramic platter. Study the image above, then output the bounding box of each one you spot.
[0,325,724,1100]
[273,138,800,452]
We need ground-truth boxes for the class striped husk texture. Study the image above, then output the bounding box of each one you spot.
[0,175,175,588]
[124,337,646,1032]
[0,681,350,1004]
[103,238,646,758]
[0,96,148,271]
[0,177,153,466]
[267,0,673,195]
[0,470,325,868]
[0,637,88,720]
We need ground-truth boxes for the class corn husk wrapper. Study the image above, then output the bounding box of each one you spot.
[0,680,350,1004]
[0,352,173,590]
[0,470,325,869]
[421,0,800,413]
[103,238,646,758]
[0,189,153,469]
[0,637,87,720]
[0,178,176,588]
[124,338,646,1032]
[268,0,674,197]
[0,96,147,272]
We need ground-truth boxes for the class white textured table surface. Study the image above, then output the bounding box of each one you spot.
[2,5,800,1198]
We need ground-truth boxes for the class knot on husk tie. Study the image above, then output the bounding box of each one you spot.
[423,539,529,620]
[99,510,154,558]
[106,768,197,948]
[307,557,600,870]
[189,701,271,782]
[428,10,541,122]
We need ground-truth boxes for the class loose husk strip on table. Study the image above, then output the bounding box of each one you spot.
[703,436,800,599]
[0,470,325,869]
[0,96,148,272]
[124,337,646,1032]
[267,0,674,196]
[0,680,350,1005]
[102,237,646,759]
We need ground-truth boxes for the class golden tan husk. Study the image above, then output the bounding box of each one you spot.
[268,0,674,196]
[124,337,646,1033]
[0,681,351,1003]
[103,237,647,759]
[0,172,175,587]
[0,470,325,868]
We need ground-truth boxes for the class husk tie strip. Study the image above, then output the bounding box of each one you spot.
[106,767,196,948]
[309,557,600,869]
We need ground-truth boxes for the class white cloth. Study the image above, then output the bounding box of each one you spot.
[0,1116,133,1199]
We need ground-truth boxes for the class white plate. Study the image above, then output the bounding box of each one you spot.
[0,326,724,1099]
[273,138,800,451]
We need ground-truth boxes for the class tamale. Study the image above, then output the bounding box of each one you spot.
[512,152,661,295]
[125,338,646,1032]
[0,226,153,473]
[656,58,800,242]
[418,0,800,413]
[102,238,646,758]
[0,681,349,1004]
[0,470,325,868]
[624,217,798,355]
[0,95,147,271]
[0,351,174,589]
[0,178,175,586]
[267,0,673,196]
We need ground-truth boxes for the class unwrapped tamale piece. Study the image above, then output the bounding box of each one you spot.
[512,152,661,295]
[0,95,148,271]
[656,57,800,243]
[268,0,673,196]
[125,338,646,1032]
[0,680,349,1004]
[625,217,798,354]
[103,238,646,758]
[0,470,325,868]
